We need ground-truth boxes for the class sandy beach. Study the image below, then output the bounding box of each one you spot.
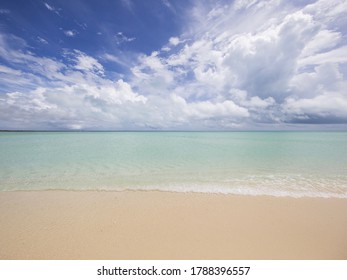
[0,191,346,260]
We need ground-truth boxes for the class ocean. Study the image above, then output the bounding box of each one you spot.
[0,131,346,198]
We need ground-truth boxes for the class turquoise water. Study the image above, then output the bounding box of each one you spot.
[0,132,347,197]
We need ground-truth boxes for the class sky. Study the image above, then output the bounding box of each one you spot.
[0,0,347,130]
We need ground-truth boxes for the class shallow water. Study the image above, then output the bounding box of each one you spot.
[1,131,347,197]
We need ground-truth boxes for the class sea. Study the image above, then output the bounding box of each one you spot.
[0,131,346,198]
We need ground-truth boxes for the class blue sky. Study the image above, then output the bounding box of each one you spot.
[0,0,347,130]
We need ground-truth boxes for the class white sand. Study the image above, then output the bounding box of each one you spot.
[0,191,346,259]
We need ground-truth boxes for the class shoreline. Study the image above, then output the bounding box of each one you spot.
[1,188,346,199]
[0,190,346,259]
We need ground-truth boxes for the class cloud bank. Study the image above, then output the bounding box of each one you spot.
[1,0,347,130]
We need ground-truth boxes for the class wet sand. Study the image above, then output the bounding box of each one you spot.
[0,191,346,259]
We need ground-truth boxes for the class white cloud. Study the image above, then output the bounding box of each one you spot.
[0,65,21,76]
[115,32,135,44]
[233,0,259,11]
[0,63,148,130]
[172,94,249,119]
[126,0,347,127]
[283,93,347,123]
[169,37,180,46]
[300,29,341,58]
[244,96,275,109]
[44,3,54,11]
[43,2,61,16]
[207,5,227,20]
[0,34,149,130]
[303,0,347,23]
[299,45,347,66]
[37,36,48,44]
[1,0,347,129]
[71,50,104,75]
[102,53,127,67]
[161,46,171,52]
[64,30,77,37]
[86,79,147,105]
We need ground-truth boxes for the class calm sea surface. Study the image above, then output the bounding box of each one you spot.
[0,132,346,197]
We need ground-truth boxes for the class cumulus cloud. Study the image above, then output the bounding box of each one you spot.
[0,74,148,130]
[171,94,249,120]
[283,93,347,123]
[1,0,347,130]
[128,0,347,127]
[0,35,148,129]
